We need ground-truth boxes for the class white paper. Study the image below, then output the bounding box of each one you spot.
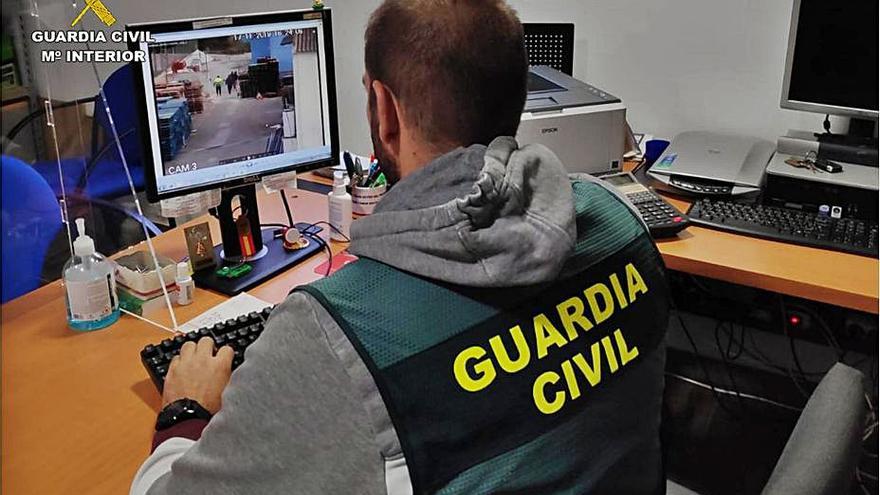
[261,170,298,194]
[160,189,222,217]
[179,292,272,333]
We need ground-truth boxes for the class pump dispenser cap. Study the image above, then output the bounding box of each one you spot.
[177,262,190,280]
[72,218,95,257]
[333,171,346,192]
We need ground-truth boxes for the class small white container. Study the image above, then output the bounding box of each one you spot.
[175,262,194,306]
[328,171,353,241]
[351,184,388,216]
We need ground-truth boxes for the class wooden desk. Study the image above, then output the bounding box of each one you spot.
[302,170,879,314]
[3,174,877,494]
[1,189,348,495]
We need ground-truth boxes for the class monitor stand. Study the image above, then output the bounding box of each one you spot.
[192,184,324,296]
[814,118,878,167]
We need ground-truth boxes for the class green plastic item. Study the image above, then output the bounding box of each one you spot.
[216,264,253,279]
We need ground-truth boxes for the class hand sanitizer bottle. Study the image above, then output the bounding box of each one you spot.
[328,171,352,242]
[63,218,119,331]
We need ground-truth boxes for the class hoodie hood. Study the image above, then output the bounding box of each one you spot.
[348,136,576,287]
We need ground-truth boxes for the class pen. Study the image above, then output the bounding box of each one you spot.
[363,161,379,186]
[371,172,386,187]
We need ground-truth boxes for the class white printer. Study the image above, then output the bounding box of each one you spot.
[516,66,627,175]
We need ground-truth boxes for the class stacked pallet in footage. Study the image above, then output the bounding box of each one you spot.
[155,97,191,160]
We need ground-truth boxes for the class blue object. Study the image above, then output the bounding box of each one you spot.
[1,155,63,303]
[644,139,670,168]
[250,35,293,73]
[88,64,146,197]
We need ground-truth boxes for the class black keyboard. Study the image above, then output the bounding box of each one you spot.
[688,199,878,258]
[140,306,274,392]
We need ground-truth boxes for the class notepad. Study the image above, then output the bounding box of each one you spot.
[179,292,272,333]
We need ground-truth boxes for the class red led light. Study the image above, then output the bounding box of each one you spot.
[789,315,801,326]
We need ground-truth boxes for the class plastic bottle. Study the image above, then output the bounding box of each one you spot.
[176,262,194,305]
[328,171,352,242]
[63,218,119,331]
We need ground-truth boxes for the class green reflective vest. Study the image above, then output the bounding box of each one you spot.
[297,179,669,494]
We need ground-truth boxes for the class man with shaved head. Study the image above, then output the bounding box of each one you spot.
[132,1,668,493]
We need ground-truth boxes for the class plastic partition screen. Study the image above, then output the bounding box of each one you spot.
[131,11,337,200]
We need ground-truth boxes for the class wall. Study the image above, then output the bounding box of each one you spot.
[14,0,850,157]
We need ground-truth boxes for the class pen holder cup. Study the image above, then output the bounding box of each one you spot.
[351,184,388,215]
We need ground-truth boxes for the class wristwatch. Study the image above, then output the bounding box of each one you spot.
[155,398,213,431]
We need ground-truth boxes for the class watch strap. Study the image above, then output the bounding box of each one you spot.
[155,398,213,431]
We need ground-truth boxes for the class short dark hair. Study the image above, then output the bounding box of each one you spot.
[365,0,527,148]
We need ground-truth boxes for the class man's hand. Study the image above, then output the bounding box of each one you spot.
[162,337,235,415]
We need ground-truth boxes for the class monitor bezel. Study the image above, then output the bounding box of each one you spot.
[127,8,340,202]
[779,0,879,121]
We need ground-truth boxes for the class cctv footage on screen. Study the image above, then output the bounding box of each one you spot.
[146,26,326,177]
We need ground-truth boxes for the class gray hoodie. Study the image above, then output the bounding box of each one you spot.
[134,137,654,494]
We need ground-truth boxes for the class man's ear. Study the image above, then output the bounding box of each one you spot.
[371,80,401,158]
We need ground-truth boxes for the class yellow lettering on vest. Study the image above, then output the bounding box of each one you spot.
[489,325,531,373]
[614,329,640,365]
[584,283,614,324]
[453,346,496,392]
[625,263,649,302]
[609,273,629,309]
[556,296,594,340]
[601,335,620,373]
[560,359,581,400]
[572,343,602,387]
[534,313,568,359]
[533,370,565,415]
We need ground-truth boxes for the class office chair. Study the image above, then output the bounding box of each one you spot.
[667,362,868,495]
[1,154,63,303]
[522,23,575,75]
[2,153,161,303]
[3,64,144,199]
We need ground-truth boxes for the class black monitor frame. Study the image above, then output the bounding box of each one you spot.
[779,0,878,121]
[127,8,340,203]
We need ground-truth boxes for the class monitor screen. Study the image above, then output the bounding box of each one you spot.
[783,0,878,118]
[132,11,336,199]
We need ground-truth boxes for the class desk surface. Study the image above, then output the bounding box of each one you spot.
[3,174,878,494]
[300,171,879,314]
[2,189,347,495]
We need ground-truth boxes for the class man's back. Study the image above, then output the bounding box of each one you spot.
[137,138,668,494]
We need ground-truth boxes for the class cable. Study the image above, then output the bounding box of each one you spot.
[298,221,352,243]
[780,297,812,398]
[674,312,742,416]
[713,321,746,409]
[665,372,802,413]
[823,114,832,134]
[279,189,295,228]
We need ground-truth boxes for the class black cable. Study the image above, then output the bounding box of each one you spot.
[279,189,295,228]
[298,221,352,243]
[260,223,289,229]
[304,232,333,278]
[779,296,814,398]
[713,321,747,410]
[295,221,349,278]
[823,114,832,134]
[674,312,742,417]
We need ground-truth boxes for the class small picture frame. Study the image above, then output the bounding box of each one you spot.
[184,222,218,272]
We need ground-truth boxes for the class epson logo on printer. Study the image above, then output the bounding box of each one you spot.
[541,127,558,134]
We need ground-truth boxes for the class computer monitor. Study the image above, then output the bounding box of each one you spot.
[780,0,878,123]
[128,9,338,294]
